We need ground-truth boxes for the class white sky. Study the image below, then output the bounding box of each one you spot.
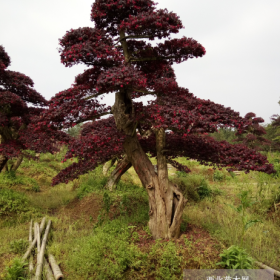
[1,0,280,123]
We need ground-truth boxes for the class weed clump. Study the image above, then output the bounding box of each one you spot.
[213,170,226,182]
[9,239,29,254]
[3,258,28,280]
[217,245,255,269]
[149,241,182,279]
[0,189,30,216]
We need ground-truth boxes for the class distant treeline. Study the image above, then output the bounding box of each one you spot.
[210,123,280,152]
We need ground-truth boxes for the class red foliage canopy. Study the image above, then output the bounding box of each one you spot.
[0,45,70,163]
[42,0,274,184]
[233,112,271,150]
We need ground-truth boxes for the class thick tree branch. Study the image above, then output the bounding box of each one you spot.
[84,92,105,100]
[133,89,157,96]
[130,56,177,62]
[114,35,153,46]
[119,31,130,63]
[120,35,153,41]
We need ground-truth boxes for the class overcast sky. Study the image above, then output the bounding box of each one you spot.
[1,0,280,123]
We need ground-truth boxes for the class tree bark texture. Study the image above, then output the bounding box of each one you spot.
[123,131,187,239]
[0,155,8,172]
[10,154,24,171]
[0,155,23,173]
[1,161,8,173]
[112,87,187,238]
[105,155,132,191]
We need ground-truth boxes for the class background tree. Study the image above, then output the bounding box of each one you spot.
[0,45,69,173]
[210,127,236,144]
[66,123,83,138]
[233,112,271,151]
[40,0,274,239]
[265,113,280,152]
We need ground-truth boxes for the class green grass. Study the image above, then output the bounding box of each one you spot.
[185,190,280,268]
[1,149,280,279]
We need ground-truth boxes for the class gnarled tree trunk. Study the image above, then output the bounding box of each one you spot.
[124,129,186,239]
[123,130,187,239]
[112,89,187,238]
[105,155,132,191]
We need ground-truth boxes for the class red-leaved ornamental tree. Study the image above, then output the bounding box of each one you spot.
[43,0,274,239]
[233,112,271,150]
[0,45,70,172]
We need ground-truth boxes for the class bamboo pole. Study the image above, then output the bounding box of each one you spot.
[36,223,41,263]
[255,261,280,278]
[22,217,46,261]
[49,254,63,280]
[44,258,55,280]
[29,219,34,272]
[34,219,52,280]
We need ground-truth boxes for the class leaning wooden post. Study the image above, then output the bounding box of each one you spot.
[22,217,46,261]
[49,254,64,280]
[29,219,34,272]
[34,219,52,280]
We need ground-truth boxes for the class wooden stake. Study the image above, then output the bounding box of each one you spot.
[34,219,52,280]
[49,254,63,280]
[22,217,46,261]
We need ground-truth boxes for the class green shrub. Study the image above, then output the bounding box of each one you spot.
[0,171,40,191]
[180,218,188,232]
[216,245,255,269]
[197,179,212,199]
[9,239,29,254]
[213,170,225,182]
[4,258,28,280]
[0,171,24,186]
[0,189,29,216]
[271,161,280,178]
[67,220,143,279]
[155,242,182,280]
[145,240,182,280]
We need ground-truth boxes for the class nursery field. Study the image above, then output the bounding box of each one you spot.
[0,149,280,279]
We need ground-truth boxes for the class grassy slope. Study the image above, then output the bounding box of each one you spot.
[0,150,280,279]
